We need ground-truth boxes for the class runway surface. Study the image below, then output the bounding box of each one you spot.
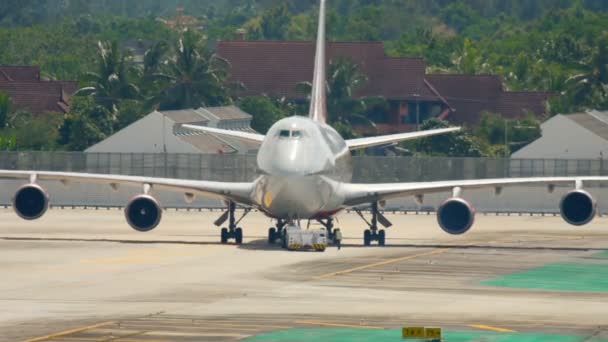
[1,208,608,341]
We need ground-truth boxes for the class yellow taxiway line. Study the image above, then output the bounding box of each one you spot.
[470,324,518,333]
[23,321,114,342]
[313,248,450,280]
[295,320,385,330]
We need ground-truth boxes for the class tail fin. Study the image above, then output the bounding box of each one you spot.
[308,0,327,124]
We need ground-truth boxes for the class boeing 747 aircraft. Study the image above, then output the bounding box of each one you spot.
[0,0,602,249]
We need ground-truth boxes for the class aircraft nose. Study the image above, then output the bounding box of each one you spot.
[270,142,307,175]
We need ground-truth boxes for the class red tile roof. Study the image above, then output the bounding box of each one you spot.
[0,80,78,114]
[0,66,41,82]
[426,74,553,125]
[496,92,553,118]
[217,41,436,99]
[217,42,554,126]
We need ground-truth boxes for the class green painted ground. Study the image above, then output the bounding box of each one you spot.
[480,263,608,292]
[245,328,598,342]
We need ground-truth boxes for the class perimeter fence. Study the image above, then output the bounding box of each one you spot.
[0,152,607,182]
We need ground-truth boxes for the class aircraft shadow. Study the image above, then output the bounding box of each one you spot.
[1,237,604,252]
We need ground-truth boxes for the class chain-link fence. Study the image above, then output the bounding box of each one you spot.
[1,152,607,182]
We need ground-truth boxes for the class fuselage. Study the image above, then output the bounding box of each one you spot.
[254,116,352,220]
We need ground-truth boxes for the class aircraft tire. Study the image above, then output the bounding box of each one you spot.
[221,228,229,244]
[268,228,277,244]
[363,229,372,246]
[378,230,386,246]
[235,227,243,244]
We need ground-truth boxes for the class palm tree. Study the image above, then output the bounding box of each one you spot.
[297,57,381,138]
[567,35,608,109]
[152,30,231,110]
[76,41,140,115]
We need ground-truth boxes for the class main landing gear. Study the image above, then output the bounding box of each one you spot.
[268,219,286,245]
[215,201,250,245]
[355,201,393,246]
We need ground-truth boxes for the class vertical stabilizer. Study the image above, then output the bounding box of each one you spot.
[308,0,327,124]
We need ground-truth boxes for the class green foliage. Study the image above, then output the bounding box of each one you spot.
[297,58,388,138]
[475,112,541,156]
[77,41,140,113]
[0,16,174,80]
[151,30,232,110]
[0,133,17,151]
[59,97,112,151]
[260,4,291,40]
[414,118,485,157]
[0,92,11,129]
[238,96,287,134]
[1,0,608,151]
[11,111,63,151]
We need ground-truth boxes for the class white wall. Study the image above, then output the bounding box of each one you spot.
[513,115,608,159]
[86,112,200,154]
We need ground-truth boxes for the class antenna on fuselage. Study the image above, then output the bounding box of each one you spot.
[308,0,328,124]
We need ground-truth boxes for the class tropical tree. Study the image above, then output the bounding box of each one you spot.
[152,30,232,110]
[76,41,140,115]
[297,57,384,138]
[452,38,489,75]
[566,34,608,109]
[238,96,287,134]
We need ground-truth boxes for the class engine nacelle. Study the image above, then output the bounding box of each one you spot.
[125,195,162,232]
[12,184,49,220]
[560,190,596,226]
[437,198,476,235]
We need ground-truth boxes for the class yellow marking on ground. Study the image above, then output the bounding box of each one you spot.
[295,320,384,330]
[23,321,114,342]
[116,322,286,331]
[50,338,103,341]
[106,339,170,342]
[123,322,293,329]
[313,248,450,280]
[470,324,517,333]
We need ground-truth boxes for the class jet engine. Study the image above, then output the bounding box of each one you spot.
[125,195,162,232]
[13,184,49,220]
[437,198,475,235]
[560,190,596,226]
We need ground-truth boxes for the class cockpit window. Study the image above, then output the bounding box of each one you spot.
[277,130,304,139]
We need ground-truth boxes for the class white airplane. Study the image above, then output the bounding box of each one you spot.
[0,0,601,249]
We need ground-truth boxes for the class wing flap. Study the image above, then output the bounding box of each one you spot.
[346,127,461,150]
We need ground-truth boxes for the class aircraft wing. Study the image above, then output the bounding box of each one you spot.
[0,170,256,205]
[341,177,607,206]
[181,124,265,144]
[345,127,461,150]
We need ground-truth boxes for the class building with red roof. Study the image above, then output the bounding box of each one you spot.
[0,66,78,114]
[217,41,554,134]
